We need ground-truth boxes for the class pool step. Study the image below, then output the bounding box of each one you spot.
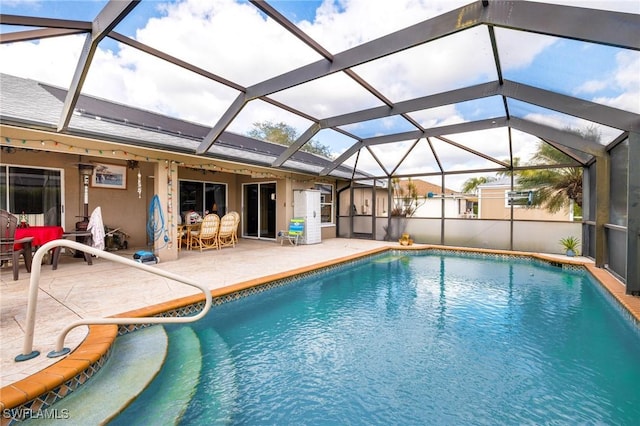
[24,325,168,425]
[180,328,239,423]
[109,325,203,425]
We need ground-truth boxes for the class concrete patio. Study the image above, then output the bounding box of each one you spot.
[1,238,393,388]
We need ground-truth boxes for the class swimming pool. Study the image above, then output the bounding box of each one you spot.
[112,251,640,424]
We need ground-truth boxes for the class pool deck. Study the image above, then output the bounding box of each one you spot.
[1,238,637,412]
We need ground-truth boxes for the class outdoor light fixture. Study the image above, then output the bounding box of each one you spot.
[78,163,94,177]
[78,163,95,221]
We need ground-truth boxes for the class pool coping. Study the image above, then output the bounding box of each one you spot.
[1,245,638,422]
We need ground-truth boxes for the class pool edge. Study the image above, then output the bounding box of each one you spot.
[1,245,637,422]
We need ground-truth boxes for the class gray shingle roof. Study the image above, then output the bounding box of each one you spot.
[0,73,362,179]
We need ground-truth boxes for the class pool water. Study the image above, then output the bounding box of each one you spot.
[113,253,640,425]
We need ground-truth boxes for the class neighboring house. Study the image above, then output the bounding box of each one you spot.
[477,178,573,221]
[347,179,473,218]
[0,74,359,261]
[394,179,473,219]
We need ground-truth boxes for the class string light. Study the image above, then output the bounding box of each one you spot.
[2,135,333,183]
[3,135,337,251]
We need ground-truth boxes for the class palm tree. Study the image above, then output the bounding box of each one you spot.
[516,141,583,213]
[461,176,496,195]
[495,157,521,179]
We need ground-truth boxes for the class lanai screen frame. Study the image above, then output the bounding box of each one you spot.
[1,0,638,292]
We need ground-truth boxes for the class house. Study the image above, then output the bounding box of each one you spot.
[0,74,358,261]
[477,178,573,221]
[393,179,474,218]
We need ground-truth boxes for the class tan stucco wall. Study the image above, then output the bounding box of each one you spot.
[479,187,570,221]
[1,150,151,248]
[1,125,340,250]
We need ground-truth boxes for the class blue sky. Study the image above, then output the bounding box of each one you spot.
[1,0,638,188]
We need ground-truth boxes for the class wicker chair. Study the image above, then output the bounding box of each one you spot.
[189,214,220,251]
[229,211,240,243]
[218,213,237,248]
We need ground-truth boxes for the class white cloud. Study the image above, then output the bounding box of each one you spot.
[0,35,84,87]
[304,0,469,53]
[591,51,640,113]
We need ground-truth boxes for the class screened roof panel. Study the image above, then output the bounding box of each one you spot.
[497,28,640,114]
[113,1,323,87]
[368,139,419,175]
[342,147,387,177]
[0,0,638,191]
[0,35,83,89]
[338,115,417,139]
[82,44,241,126]
[269,72,385,119]
[507,99,625,145]
[313,128,357,159]
[430,137,505,172]
[440,128,512,166]
[0,1,108,21]
[351,27,497,103]
[407,96,506,129]
[509,129,545,165]
[288,0,470,54]
[393,139,441,177]
[0,24,39,35]
[224,99,313,138]
[109,1,172,38]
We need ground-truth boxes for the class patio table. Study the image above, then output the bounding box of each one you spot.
[14,226,63,249]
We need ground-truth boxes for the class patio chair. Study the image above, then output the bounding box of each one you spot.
[229,211,240,243]
[1,209,34,280]
[278,218,304,246]
[189,214,220,251]
[218,213,237,249]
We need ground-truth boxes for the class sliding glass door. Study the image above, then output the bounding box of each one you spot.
[0,165,63,226]
[179,180,227,222]
[242,182,276,239]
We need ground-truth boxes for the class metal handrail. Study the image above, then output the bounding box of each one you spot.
[16,239,212,361]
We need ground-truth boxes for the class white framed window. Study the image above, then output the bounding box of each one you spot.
[315,183,334,224]
[505,190,534,208]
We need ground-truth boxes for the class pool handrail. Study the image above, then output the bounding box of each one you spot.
[16,239,213,361]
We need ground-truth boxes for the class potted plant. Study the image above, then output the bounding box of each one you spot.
[384,178,426,241]
[559,236,580,257]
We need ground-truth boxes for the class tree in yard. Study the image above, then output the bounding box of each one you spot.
[390,177,425,217]
[461,176,496,195]
[247,121,333,158]
[516,126,599,214]
[462,126,597,216]
[516,142,583,213]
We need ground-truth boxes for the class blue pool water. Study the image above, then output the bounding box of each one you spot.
[113,252,640,425]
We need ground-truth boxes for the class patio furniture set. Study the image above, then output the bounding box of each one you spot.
[178,211,240,252]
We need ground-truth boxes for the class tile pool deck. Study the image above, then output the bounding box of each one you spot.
[1,238,638,414]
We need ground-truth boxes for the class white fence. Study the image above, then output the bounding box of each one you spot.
[340,216,582,255]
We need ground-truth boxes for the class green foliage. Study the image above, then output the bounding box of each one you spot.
[247,121,332,158]
[516,141,583,212]
[559,236,580,253]
[391,178,425,216]
[461,176,495,194]
[466,125,596,215]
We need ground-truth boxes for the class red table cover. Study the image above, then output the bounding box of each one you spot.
[14,226,64,249]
